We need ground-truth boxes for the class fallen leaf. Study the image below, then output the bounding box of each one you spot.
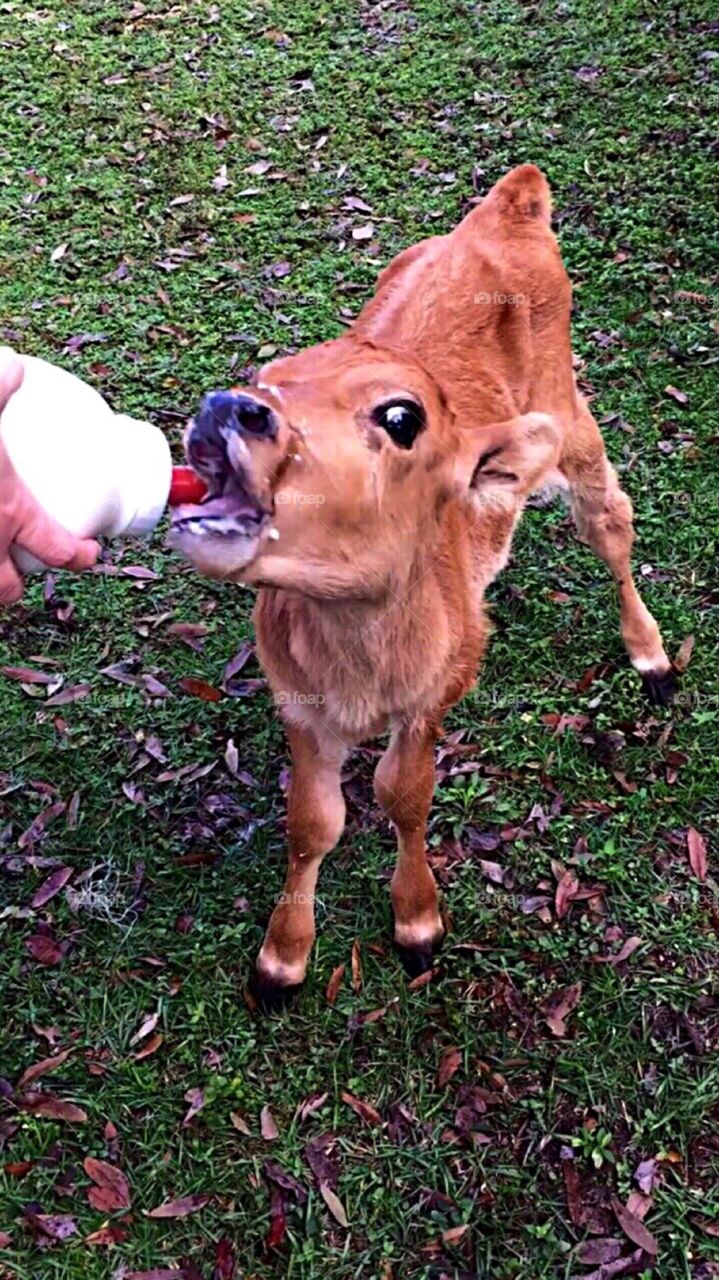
[611,1196,658,1253]
[407,967,436,990]
[352,223,375,241]
[213,1237,236,1278]
[148,1194,210,1218]
[85,1224,128,1246]
[31,866,73,909]
[263,1159,308,1202]
[594,936,642,966]
[442,1224,469,1245]
[478,859,506,884]
[343,195,373,213]
[19,802,66,851]
[179,677,223,702]
[4,1161,34,1177]
[687,828,708,881]
[540,982,582,1037]
[437,1047,462,1088]
[634,1158,658,1194]
[183,1087,205,1127]
[326,963,345,1004]
[296,1092,327,1122]
[673,633,694,672]
[45,683,91,706]
[133,1032,163,1060]
[19,1095,87,1123]
[18,1048,73,1090]
[319,1182,349,1227]
[351,939,362,993]
[25,933,67,966]
[130,1011,160,1046]
[1,665,56,684]
[225,738,239,775]
[341,1091,381,1127]
[555,868,580,919]
[260,1105,279,1140]
[23,1210,76,1240]
[127,1272,190,1279]
[50,242,69,263]
[84,1156,131,1211]
[664,384,688,405]
[265,1185,286,1249]
[575,1237,623,1265]
[230,1111,251,1135]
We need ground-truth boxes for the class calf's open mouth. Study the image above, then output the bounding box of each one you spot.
[169,487,270,541]
[169,389,276,546]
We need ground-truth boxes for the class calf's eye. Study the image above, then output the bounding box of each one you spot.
[372,399,425,449]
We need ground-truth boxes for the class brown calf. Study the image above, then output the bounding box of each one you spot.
[170,165,676,1005]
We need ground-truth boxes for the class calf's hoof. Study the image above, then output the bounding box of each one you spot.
[640,666,679,708]
[248,966,303,1013]
[394,928,445,980]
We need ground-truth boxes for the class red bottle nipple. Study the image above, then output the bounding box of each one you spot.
[168,467,208,506]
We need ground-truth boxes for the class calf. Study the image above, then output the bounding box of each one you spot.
[170,165,676,1005]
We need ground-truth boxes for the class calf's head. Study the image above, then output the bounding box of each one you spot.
[169,340,559,600]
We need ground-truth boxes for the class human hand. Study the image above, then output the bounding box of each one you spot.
[0,354,99,604]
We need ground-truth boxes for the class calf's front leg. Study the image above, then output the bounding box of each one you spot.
[374,720,444,976]
[253,719,347,1008]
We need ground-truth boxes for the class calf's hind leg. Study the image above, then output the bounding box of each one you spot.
[254,719,347,1008]
[374,720,444,977]
[560,401,676,705]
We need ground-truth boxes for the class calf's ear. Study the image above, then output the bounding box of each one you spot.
[454,412,561,498]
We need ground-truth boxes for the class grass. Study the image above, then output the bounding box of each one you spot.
[0,0,717,1277]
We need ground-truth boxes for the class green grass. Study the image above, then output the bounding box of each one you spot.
[1,1,718,1277]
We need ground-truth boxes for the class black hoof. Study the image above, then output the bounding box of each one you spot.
[248,969,303,1013]
[641,667,679,707]
[395,933,444,980]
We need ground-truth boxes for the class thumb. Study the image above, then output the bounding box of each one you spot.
[0,349,24,413]
[14,491,99,571]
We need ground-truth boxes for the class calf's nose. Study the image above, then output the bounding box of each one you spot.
[198,391,277,441]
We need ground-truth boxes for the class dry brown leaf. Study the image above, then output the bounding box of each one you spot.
[341,1090,381,1127]
[83,1157,131,1211]
[147,1194,210,1218]
[260,1105,279,1140]
[611,1195,658,1254]
[687,827,708,882]
[319,1182,349,1227]
[133,1032,163,1060]
[326,963,345,1005]
[351,940,362,993]
[437,1047,462,1089]
[17,1048,73,1090]
[540,982,582,1037]
[230,1111,252,1135]
[130,1011,160,1046]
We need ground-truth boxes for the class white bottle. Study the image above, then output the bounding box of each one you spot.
[0,348,174,573]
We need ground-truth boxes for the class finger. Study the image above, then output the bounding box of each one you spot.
[64,538,100,572]
[0,556,24,606]
[0,350,24,413]
[14,493,99,570]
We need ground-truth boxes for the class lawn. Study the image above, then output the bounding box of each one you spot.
[0,1,718,1277]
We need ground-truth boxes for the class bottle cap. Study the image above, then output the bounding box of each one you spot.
[169,467,208,506]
